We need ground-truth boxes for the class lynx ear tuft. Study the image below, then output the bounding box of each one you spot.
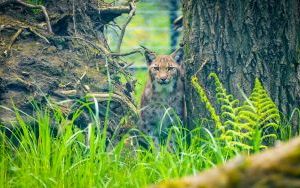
[141,45,157,65]
[171,47,184,64]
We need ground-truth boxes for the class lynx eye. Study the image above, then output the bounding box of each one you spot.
[168,67,176,71]
[153,67,159,71]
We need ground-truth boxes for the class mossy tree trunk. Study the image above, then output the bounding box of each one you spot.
[182,0,300,129]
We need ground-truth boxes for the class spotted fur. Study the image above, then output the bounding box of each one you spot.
[140,48,185,144]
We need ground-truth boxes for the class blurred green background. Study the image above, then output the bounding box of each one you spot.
[105,0,181,105]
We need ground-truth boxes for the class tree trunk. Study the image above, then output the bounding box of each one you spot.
[182,0,300,130]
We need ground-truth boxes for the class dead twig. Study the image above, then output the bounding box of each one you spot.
[70,36,110,54]
[3,24,50,55]
[194,58,209,76]
[27,26,49,43]
[5,28,23,55]
[109,48,142,57]
[98,6,131,15]
[68,36,137,71]
[13,0,53,33]
[173,15,183,30]
[116,1,136,53]
[75,71,90,94]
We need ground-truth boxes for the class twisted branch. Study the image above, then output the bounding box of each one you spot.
[116,1,136,53]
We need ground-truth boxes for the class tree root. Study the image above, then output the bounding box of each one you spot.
[3,25,49,55]
[27,26,49,43]
[4,28,23,55]
[0,0,53,33]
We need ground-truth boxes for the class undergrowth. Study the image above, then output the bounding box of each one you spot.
[191,73,284,154]
[0,73,298,187]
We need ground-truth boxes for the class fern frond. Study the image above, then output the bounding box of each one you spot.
[236,78,281,149]
[209,73,240,128]
[228,141,253,150]
[191,76,223,132]
[193,73,281,154]
[261,134,277,140]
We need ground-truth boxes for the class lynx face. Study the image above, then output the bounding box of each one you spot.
[145,49,184,92]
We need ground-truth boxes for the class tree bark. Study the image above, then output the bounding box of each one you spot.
[182,0,300,130]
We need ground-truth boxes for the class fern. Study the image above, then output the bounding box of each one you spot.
[237,78,280,150]
[208,73,240,129]
[209,73,251,151]
[192,74,281,153]
[191,76,223,133]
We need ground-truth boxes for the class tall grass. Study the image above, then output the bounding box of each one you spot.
[0,102,298,187]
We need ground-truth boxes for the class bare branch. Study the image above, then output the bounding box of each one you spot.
[72,0,77,36]
[27,26,49,43]
[116,1,136,53]
[98,5,131,15]
[109,48,143,57]
[69,36,110,54]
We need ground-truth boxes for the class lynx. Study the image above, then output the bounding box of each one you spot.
[140,47,185,145]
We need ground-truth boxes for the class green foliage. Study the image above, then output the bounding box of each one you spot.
[25,0,44,5]
[0,79,296,187]
[236,78,280,151]
[192,73,281,153]
[134,69,148,106]
[0,102,227,187]
[208,73,249,152]
[25,0,45,14]
[191,76,223,132]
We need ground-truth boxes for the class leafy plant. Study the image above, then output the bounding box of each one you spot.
[236,78,280,151]
[0,101,221,187]
[192,73,281,153]
[191,76,223,132]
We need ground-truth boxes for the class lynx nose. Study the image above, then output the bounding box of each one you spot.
[159,77,169,84]
[160,77,167,82]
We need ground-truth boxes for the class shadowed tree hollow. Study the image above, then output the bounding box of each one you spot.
[182,0,300,129]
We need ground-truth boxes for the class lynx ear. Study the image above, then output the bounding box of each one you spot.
[171,47,184,64]
[141,45,156,65]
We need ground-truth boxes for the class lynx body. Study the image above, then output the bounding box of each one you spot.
[140,48,185,142]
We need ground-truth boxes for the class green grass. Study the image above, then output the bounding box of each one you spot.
[134,69,148,106]
[0,105,214,187]
[0,101,297,187]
